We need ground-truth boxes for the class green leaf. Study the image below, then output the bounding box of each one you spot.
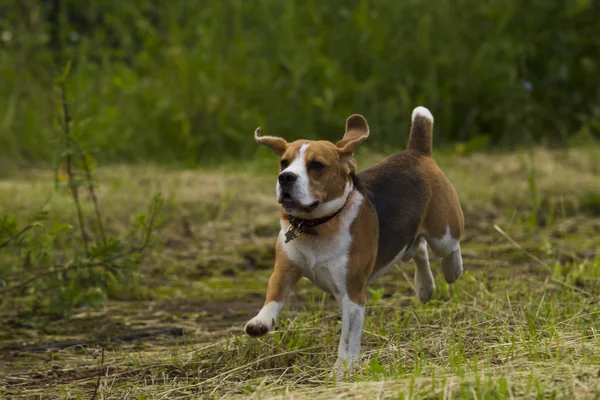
[55,61,73,84]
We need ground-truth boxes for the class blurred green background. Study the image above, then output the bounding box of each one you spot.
[1,0,599,167]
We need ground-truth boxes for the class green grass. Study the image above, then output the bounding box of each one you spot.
[1,147,600,399]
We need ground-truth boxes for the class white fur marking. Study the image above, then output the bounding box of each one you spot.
[277,144,315,207]
[311,179,353,219]
[244,301,284,333]
[426,226,458,257]
[411,106,434,123]
[413,238,435,303]
[425,226,463,284]
[441,245,463,284]
[336,295,365,367]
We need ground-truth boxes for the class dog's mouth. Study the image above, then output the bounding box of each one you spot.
[278,193,320,213]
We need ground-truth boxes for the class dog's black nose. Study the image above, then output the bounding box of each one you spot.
[278,172,297,185]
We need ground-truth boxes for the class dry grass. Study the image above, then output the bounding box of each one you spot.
[1,147,600,399]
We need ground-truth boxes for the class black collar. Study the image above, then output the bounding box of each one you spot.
[284,187,353,243]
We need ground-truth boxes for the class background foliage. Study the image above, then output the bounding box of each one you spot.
[1,0,599,167]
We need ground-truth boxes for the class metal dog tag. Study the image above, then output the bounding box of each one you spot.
[284,225,300,243]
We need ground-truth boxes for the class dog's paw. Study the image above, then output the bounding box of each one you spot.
[441,248,463,284]
[415,272,435,303]
[416,283,435,303]
[443,266,463,284]
[244,316,274,337]
[329,358,358,383]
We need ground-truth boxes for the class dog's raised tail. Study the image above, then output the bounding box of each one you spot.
[408,106,434,156]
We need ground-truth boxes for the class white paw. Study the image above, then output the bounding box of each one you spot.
[244,302,283,337]
[444,264,463,284]
[244,315,275,337]
[244,316,274,337]
[329,357,358,382]
[442,248,463,284]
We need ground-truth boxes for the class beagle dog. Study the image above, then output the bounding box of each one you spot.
[244,107,464,373]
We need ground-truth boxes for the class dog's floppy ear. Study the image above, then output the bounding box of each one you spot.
[336,114,369,171]
[343,114,370,142]
[254,127,288,156]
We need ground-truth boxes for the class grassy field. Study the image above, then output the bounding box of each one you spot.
[1,146,600,399]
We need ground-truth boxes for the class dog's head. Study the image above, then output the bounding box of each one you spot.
[255,115,369,219]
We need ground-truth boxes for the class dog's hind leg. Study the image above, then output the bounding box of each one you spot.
[427,231,463,284]
[441,245,463,284]
[413,237,435,303]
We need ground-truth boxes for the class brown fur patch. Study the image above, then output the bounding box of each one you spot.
[418,157,464,239]
[305,142,349,203]
[408,117,433,156]
[346,196,378,305]
[263,239,303,305]
[255,128,288,156]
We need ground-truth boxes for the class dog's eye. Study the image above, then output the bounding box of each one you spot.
[280,159,289,169]
[309,161,325,171]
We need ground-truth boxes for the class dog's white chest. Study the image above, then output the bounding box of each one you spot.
[282,235,349,294]
[278,191,364,296]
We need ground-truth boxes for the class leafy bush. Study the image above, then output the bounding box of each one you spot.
[0,200,160,314]
[0,67,163,314]
[0,0,599,167]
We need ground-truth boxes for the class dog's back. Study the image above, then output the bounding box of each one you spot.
[358,107,464,279]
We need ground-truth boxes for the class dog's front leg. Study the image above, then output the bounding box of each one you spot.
[333,294,366,374]
[244,253,302,337]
